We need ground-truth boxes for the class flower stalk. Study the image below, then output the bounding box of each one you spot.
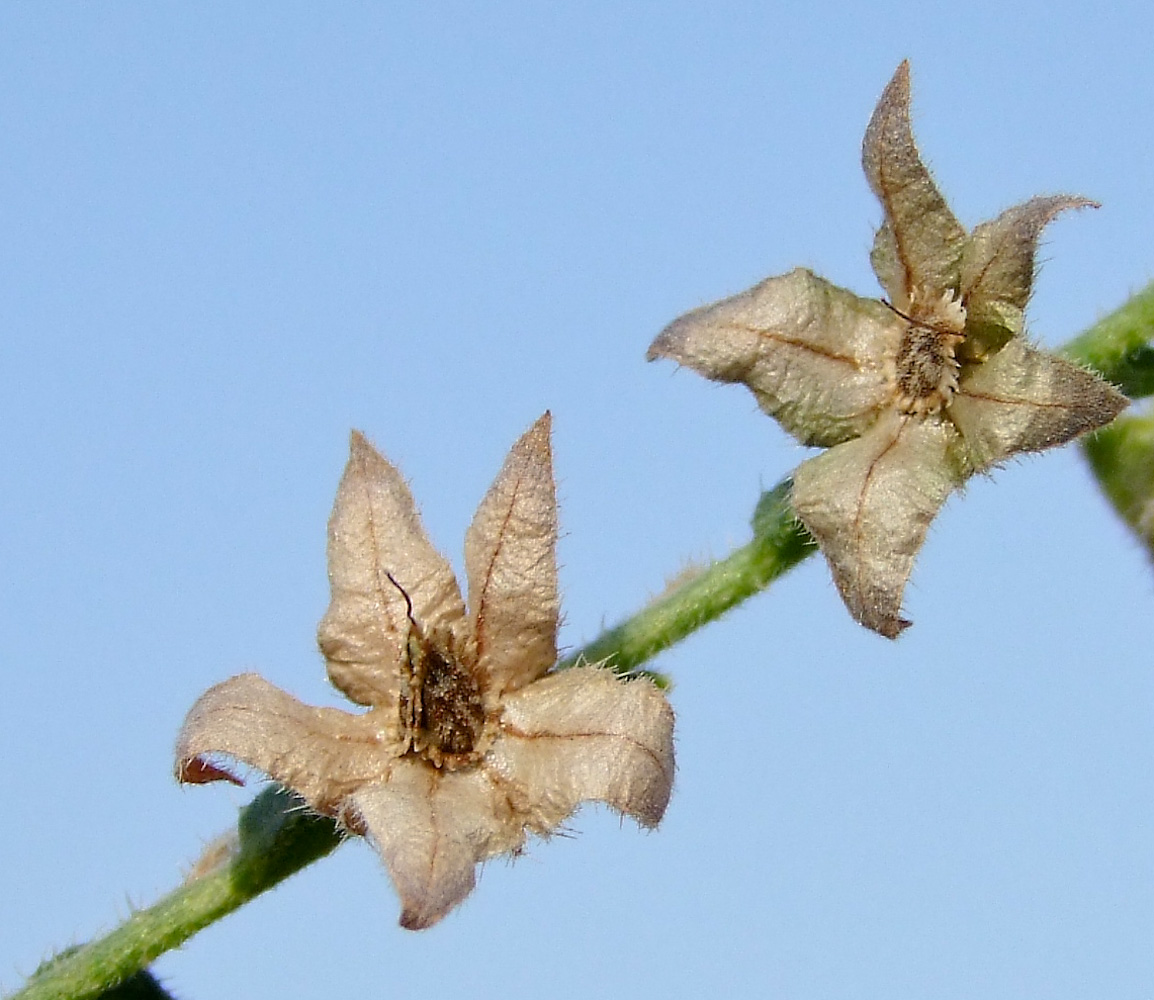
[559,479,816,678]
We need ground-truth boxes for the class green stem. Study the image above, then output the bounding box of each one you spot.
[1081,407,1154,561]
[10,788,341,1000]
[15,282,1154,1000]
[1062,280,1154,555]
[559,479,816,683]
[1061,279,1154,396]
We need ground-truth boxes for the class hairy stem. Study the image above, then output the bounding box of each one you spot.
[559,479,816,683]
[1082,410,1154,557]
[9,788,342,1000]
[14,283,1154,1000]
[1062,279,1154,397]
[1064,280,1154,555]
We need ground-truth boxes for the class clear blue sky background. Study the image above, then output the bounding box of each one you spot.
[3,5,1152,998]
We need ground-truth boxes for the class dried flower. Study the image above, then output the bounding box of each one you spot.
[176,414,675,929]
[648,61,1127,637]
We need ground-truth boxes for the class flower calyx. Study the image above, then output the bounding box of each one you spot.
[648,61,1127,638]
[176,414,675,929]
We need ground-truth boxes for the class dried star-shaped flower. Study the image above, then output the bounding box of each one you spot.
[648,61,1127,638]
[176,414,675,929]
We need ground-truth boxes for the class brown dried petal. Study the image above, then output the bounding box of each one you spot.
[175,673,389,813]
[347,762,521,930]
[318,431,466,706]
[647,268,903,447]
[464,413,559,696]
[792,410,969,638]
[491,667,675,828]
[949,339,1128,470]
[961,196,1098,351]
[862,61,966,308]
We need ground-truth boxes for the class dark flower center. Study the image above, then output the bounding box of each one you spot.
[895,320,962,415]
[418,645,485,755]
[399,632,486,766]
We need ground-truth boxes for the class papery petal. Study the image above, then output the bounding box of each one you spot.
[347,762,520,930]
[792,410,969,638]
[647,268,902,447]
[862,61,965,307]
[464,413,559,696]
[489,667,675,829]
[175,673,389,813]
[961,196,1098,352]
[949,339,1128,469]
[318,431,466,706]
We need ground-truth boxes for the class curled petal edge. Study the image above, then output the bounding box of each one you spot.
[648,268,902,448]
[175,672,388,814]
[491,667,676,829]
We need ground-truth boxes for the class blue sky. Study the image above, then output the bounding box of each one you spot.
[2,4,1152,998]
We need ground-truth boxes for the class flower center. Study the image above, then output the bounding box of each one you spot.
[892,288,966,416]
[399,633,486,768]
